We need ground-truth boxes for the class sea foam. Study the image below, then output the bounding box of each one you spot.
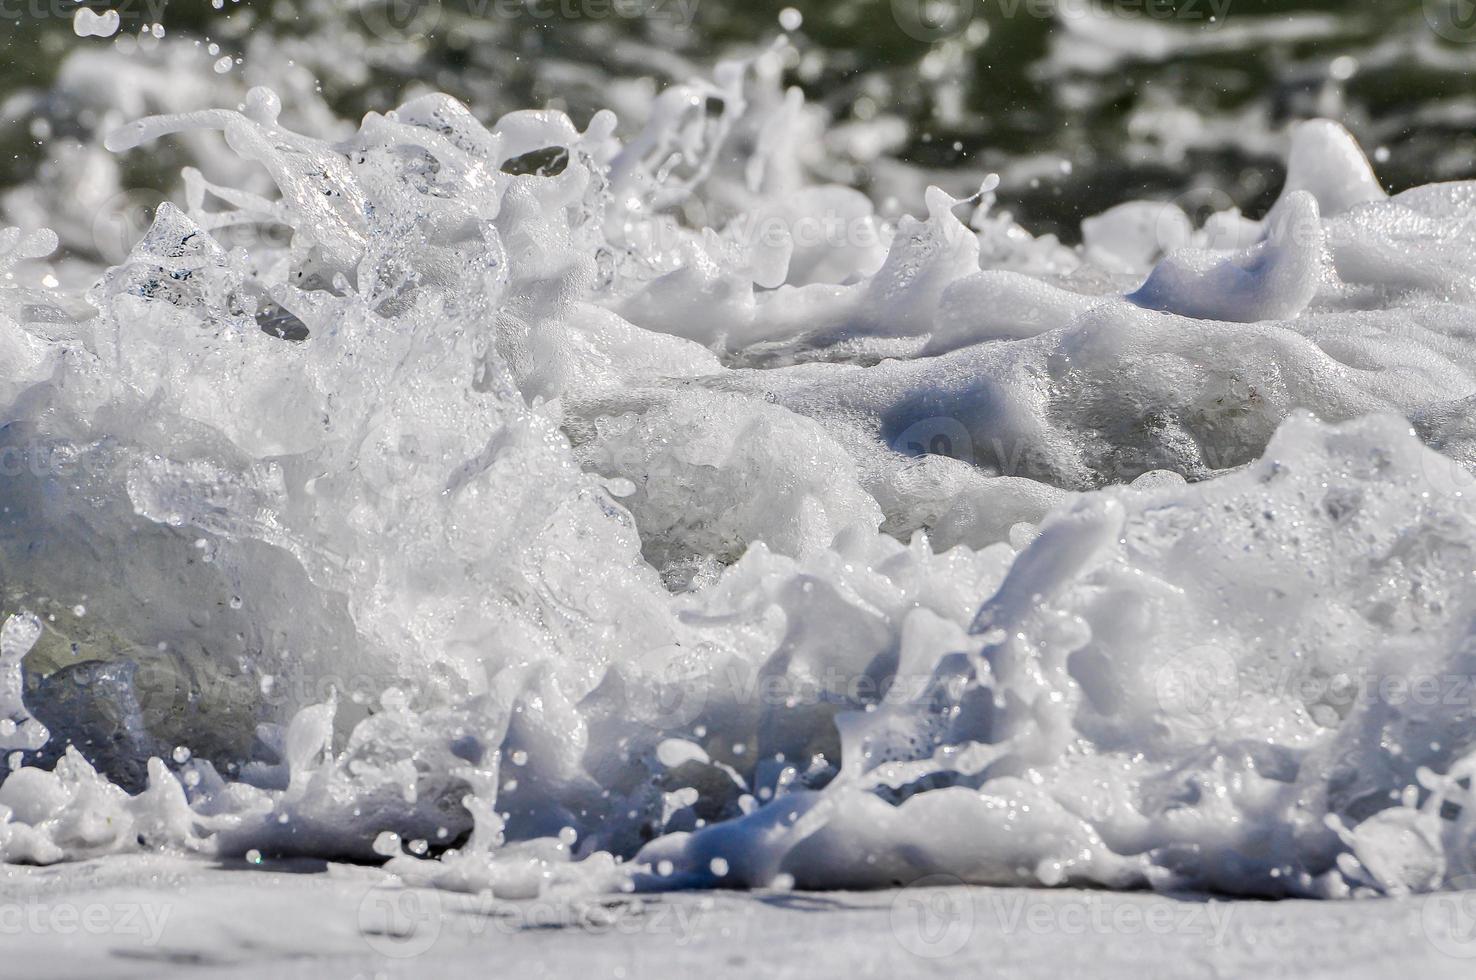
[2,45,1476,901]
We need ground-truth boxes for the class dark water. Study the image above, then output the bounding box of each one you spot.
[3,0,1476,236]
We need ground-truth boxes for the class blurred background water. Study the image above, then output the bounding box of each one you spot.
[2,0,1475,241]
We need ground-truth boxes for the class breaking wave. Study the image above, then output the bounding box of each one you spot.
[3,32,1476,902]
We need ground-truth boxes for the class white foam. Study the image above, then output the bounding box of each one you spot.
[2,49,1476,905]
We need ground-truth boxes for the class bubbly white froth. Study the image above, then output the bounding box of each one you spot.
[2,43,1476,903]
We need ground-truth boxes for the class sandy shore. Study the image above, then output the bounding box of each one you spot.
[2,854,1474,978]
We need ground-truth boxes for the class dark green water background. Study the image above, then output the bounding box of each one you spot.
[2,0,1475,237]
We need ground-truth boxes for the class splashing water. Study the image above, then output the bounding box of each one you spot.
[5,41,1476,903]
